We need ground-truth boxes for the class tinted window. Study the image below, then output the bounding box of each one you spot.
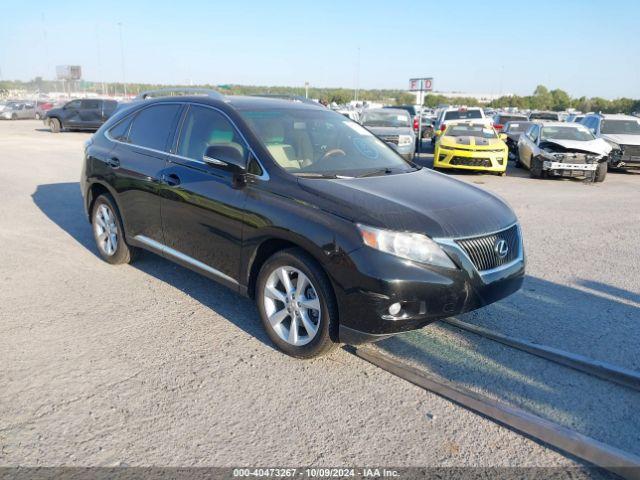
[129,104,181,151]
[529,112,559,121]
[178,105,247,162]
[600,119,640,135]
[103,100,118,114]
[108,116,133,142]
[66,100,82,109]
[81,100,100,109]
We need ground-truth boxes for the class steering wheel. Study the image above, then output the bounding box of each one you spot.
[320,148,346,161]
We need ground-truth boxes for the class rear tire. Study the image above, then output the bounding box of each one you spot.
[49,118,61,133]
[256,248,338,358]
[594,162,607,182]
[11,113,17,120]
[91,194,138,265]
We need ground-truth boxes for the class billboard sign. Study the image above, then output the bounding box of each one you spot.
[409,77,433,92]
[56,65,82,81]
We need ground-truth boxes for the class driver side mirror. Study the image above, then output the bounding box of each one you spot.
[203,145,246,173]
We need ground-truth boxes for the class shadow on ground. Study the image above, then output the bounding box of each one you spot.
[31,181,271,349]
[32,181,640,456]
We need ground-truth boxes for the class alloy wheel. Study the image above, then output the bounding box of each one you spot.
[263,266,321,346]
[94,204,118,256]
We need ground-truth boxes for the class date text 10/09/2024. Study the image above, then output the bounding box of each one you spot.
[232,468,400,478]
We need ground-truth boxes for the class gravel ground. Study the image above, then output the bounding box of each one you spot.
[0,121,636,473]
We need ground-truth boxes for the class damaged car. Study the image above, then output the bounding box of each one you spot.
[581,113,640,170]
[517,122,611,182]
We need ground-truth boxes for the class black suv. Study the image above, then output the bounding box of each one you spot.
[81,90,525,358]
[46,98,118,133]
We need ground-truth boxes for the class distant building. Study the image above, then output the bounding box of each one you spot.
[411,91,513,104]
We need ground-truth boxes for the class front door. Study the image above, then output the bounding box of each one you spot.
[160,104,249,286]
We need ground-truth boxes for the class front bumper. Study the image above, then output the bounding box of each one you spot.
[329,229,525,343]
[434,147,507,173]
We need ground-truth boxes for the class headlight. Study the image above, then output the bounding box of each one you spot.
[357,224,456,269]
[604,139,621,151]
[398,135,413,146]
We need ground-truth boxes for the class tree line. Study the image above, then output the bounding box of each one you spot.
[1,79,638,114]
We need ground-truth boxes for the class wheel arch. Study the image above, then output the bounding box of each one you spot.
[86,181,123,225]
[245,234,333,301]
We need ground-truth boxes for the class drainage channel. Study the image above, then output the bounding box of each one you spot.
[442,318,640,392]
[350,345,640,480]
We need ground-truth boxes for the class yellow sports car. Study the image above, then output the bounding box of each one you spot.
[433,122,508,175]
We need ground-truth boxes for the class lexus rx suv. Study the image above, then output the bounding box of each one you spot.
[81,90,525,358]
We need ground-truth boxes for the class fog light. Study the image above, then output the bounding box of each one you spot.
[388,302,402,316]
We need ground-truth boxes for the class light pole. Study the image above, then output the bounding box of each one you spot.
[117,22,127,98]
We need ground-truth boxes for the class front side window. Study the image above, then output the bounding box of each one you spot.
[600,119,640,135]
[128,104,182,151]
[527,125,539,142]
[66,100,82,109]
[177,105,247,162]
[240,108,415,177]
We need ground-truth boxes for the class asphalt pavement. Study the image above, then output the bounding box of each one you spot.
[1,121,638,473]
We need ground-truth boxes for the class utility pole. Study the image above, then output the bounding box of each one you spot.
[305,81,309,99]
[354,47,360,103]
[117,22,127,98]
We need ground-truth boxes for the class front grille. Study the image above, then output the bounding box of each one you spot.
[450,156,492,167]
[379,135,399,145]
[456,225,520,271]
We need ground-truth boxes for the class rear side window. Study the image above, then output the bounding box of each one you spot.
[128,104,182,151]
[103,100,118,114]
[81,100,100,109]
[177,105,246,162]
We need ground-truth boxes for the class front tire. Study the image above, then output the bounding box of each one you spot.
[91,194,137,265]
[256,248,338,358]
[49,118,61,133]
[594,162,607,182]
[530,156,545,178]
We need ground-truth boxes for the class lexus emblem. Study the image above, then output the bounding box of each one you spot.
[494,239,509,258]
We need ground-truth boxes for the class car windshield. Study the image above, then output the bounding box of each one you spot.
[541,126,595,141]
[446,124,497,139]
[240,108,416,177]
[360,110,411,128]
[505,122,530,133]
[530,112,559,121]
[444,110,483,121]
[600,119,640,135]
[497,115,527,123]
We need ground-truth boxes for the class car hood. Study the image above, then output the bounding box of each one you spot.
[441,135,506,149]
[540,138,612,155]
[297,168,517,239]
[365,126,414,137]
[601,134,640,146]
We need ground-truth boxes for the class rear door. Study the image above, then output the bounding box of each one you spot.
[160,103,249,286]
[109,102,184,243]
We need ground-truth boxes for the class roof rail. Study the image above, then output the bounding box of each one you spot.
[250,94,319,106]
[135,88,224,101]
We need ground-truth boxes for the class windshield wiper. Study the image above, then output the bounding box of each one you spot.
[294,172,352,179]
[356,167,395,178]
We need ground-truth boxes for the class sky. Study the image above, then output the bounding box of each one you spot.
[1,0,639,99]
